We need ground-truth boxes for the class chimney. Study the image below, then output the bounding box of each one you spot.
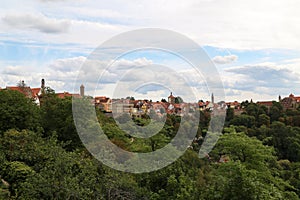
[279,95,281,102]
[80,84,85,97]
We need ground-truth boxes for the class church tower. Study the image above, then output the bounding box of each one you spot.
[168,92,175,104]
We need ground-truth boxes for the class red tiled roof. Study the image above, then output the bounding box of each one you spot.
[6,86,40,99]
[94,96,110,103]
[174,104,181,108]
[293,96,300,102]
[56,92,80,98]
[7,86,29,92]
[257,101,273,107]
[31,88,41,98]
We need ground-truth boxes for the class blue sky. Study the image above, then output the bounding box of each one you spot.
[1,0,300,102]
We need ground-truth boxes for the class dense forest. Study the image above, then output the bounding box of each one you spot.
[1,89,300,199]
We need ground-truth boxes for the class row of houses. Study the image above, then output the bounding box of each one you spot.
[94,93,227,117]
[2,79,300,115]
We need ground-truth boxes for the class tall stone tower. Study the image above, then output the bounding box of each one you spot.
[211,93,214,104]
[41,79,45,94]
[80,84,85,97]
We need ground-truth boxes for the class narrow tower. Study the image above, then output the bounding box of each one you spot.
[211,93,214,104]
[80,84,85,97]
[41,79,45,94]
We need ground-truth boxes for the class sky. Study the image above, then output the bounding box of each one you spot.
[1,0,300,102]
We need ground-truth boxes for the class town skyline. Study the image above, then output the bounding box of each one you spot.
[1,78,298,106]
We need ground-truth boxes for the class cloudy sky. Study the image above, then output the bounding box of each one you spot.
[1,0,300,102]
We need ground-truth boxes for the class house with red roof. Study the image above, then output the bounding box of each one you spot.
[4,80,42,105]
[281,93,300,110]
[94,96,112,112]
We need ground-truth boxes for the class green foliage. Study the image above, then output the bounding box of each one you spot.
[229,114,256,128]
[0,90,41,134]
[201,161,285,200]
[0,90,300,199]
[268,122,300,162]
[2,161,34,196]
[201,132,298,199]
[269,102,283,122]
[258,114,270,127]
[225,107,234,123]
[41,94,81,150]
[212,132,276,171]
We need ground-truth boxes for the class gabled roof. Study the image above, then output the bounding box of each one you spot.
[6,86,40,99]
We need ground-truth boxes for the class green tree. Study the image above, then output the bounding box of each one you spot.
[246,103,258,117]
[269,101,283,122]
[225,107,234,123]
[0,90,41,134]
[201,132,298,199]
[41,94,81,150]
[1,161,34,197]
[229,114,256,128]
[258,114,271,127]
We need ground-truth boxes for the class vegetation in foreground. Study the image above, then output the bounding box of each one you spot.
[0,89,300,199]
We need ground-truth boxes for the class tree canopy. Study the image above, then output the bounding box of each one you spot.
[0,90,300,199]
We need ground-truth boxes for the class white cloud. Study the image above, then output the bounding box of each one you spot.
[48,56,86,72]
[0,56,208,101]
[0,0,300,49]
[2,13,71,33]
[2,65,30,76]
[221,60,300,101]
[213,55,238,64]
